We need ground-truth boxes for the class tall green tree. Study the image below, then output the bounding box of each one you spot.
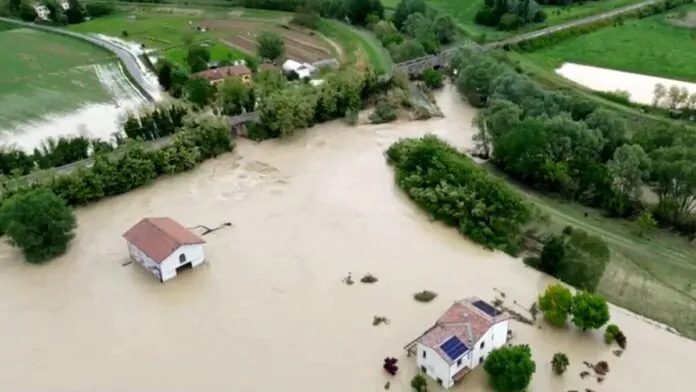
[0,188,76,263]
[538,284,573,327]
[186,44,211,73]
[65,0,85,24]
[606,144,651,216]
[257,32,285,61]
[392,0,427,29]
[571,291,610,331]
[345,0,383,26]
[216,78,254,116]
[484,344,536,392]
[184,77,216,108]
[649,146,696,225]
[18,1,37,21]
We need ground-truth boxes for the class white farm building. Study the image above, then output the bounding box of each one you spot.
[405,297,511,389]
[123,217,206,283]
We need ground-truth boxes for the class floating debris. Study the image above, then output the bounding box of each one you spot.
[613,349,623,357]
[529,302,539,321]
[373,316,390,326]
[360,273,379,284]
[188,222,233,236]
[121,260,133,267]
[413,290,438,303]
[342,273,354,285]
[492,297,504,307]
[594,361,610,375]
[597,376,604,383]
[580,371,591,379]
[384,381,391,390]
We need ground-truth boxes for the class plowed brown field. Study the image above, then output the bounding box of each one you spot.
[202,19,335,63]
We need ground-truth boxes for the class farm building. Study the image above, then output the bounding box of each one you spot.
[123,217,206,283]
[32,1,69,21]
[404,297,511,389]
[282,59,315,79]
[193,64,252,85]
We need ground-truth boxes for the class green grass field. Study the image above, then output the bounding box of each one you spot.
[525,4,696,82]
[387,0,644,41]
[315,19,393,74]
[0,24,116,130]
[487,165,696,338]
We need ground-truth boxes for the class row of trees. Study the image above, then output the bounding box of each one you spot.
[0,113,233,263]
[455,47,696,237]
[122,103,189,141]
[0,136,114,177]
[538,283,610,330]
[385,135,532,252]
[475,0,547,31]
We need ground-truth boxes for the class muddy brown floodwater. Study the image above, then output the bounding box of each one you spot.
[1,85,694,392]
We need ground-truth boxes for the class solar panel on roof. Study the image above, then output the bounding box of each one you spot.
[473,300,502,317]
[439,336,469,361]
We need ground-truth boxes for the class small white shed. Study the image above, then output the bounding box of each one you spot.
[123,217,206,282]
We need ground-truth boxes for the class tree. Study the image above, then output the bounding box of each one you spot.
[652,83,667,107]
[635,210,656,237]
[260,85,317,138]
[42,0,66,23]
[571,291,610,331]
[183,77,215,108]
[217,78,254,116]
[0,187,76,263]
[18,1,37,21]
[606,144,651,216]
[257,32,285,61]
[422,68,443,89]
[585,108,627,162]
[410,374,427,392]
[388,39,426,62]
[433,14,457,44]
[551,352,569,375]
[373,20,402,46]
[483,344,536,392]
[392,0,427,29]
[65,0,86,24]
[649,146,696,225]
[538,283,572,327]
[155,58,174,91]
[345,0,383,26]
[538,234,566,276]
[456,54,507,107]
[186,44,211,73]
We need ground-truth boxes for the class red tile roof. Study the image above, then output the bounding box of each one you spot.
[123,217,205,263]
[417,297,510,364]
[193,64,251,81]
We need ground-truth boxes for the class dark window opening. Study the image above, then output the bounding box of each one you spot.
[480,341,485,349]
[479,357,484,364]
[179,253,187,264]
[420,365,427,373]
[436,378,443,385]
[422,350,426,359]
[457,358,462,366]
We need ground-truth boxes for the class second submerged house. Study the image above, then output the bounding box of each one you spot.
[123,217,206,282]
[405,297,511,389]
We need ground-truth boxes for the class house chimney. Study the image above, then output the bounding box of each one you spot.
[465,322,474,346]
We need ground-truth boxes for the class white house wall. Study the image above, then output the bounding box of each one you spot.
[471,320,510,367]
[127,242,162,281]
[160,244,205,282]
[415,343,453,388]
[448,350,473,379]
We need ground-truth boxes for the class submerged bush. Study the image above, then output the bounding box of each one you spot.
[414,290,438,302]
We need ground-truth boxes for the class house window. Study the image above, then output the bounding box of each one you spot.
[457,358,462,366]
[480,341,485,349]
[422,350,427,359]
[479,357,484,364]
[436,378,443,385]
[420,365,427,373]
[179,253,187,264]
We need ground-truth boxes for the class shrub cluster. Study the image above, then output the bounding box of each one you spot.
[538,284,611,330]
[455,47,696,238]
[475,0,546,31]
[514,0,691,52]
[604,324,627,348]
[386,135,532,252]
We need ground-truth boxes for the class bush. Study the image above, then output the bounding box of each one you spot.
[484,345,536,392]
[386,135,532,250]
[0,188,76,263]
[604,324,627,348]
[422,68,444,90]
[410,374,427,392]
[84,2,116,17]
[414,290,438,302]
[370,100,398,123]
[551,352,569,375]
[538,284,573,327]
[498,13,519,31]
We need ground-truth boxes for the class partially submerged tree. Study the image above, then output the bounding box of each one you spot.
[538,284,572,327]
[551,352,569,375]
[0,187,76,263]
[484,344,536,392]
[571,291,610,331]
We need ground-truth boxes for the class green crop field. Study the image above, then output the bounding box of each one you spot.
[525,4,696,82]
[0,25,117,130]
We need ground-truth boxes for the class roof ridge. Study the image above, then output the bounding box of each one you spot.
[147,217,181,246]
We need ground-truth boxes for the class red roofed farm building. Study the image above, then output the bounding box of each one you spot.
[404,297,511,388]
[123,217,206,282]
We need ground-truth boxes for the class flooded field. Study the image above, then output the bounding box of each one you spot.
[0,86,694,392]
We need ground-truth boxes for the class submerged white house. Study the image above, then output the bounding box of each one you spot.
[405,297,510,389]
[123,217,206,282]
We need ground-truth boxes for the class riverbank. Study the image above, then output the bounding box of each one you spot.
[1,85,694,391]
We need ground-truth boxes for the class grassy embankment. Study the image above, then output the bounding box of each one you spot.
[524,3,696,82]
[0,21,117,129]
[382,0,646,41]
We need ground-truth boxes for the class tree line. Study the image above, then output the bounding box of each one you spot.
[475,0,547,31]
[455,46,696,238]
[3,0,115,24]
[0,113,233,263]
[386,134,533,253]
